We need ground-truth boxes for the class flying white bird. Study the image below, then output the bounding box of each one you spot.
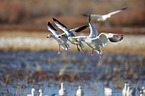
[47,22,70,54]
[73,16,123,58]
[83,7,127,21]
[53,18,86,52]
[59,83,67,96]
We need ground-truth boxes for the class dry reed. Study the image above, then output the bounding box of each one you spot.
[0,31,145,55]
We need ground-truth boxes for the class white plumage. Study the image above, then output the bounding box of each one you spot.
[59,83,67,96]
[27,88,35,96]
[85,7,127,21]
[122,83,128,96]
[104,87,112,96]
[47,22,70,54]
[73,16,123,57]
[75,85,84,96]
[38,89,43,96]
[53,18,85,52]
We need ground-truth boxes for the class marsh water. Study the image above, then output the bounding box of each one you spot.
[0,51,145,96]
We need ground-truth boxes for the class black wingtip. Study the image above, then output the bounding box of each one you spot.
[120,35,124,40]
[52,18,67,28]
[47,22,51,25]
[82,14,89,17]
[52,18,57,22]
[47,22,57,31]
[109,35,123,42]
[75,25,88,33]
[120,7,127,11]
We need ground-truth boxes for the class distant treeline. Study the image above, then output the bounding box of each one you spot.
[0,0,145,27]
[0,1,31,24]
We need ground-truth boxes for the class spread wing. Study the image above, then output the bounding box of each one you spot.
[88,15,98,38]
[47,22,60,36]
[107,7,127,16]
[70,25,88,34]
[53,18,75,36]
[92,33,108,47]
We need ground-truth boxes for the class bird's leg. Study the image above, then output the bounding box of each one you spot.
[77,45,80,52]
[66,45,69,51]
[79,45,84,53]
[99,54,102,59]
[91,49,94,56]
[81,47,84,53]
[57,45,61,54]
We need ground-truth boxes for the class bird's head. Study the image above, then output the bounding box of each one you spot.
[47,34,51,38]
[47,34,54,38]
[38,89,42,93]
[31,88,35,92]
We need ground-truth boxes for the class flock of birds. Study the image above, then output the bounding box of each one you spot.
[27,82,145,96]
[121,82,145,96]
[46,8,127,58]
[29,7,145,96]
[27,82,83,96]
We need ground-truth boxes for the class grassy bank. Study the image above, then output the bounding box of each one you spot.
[0,31,145,55]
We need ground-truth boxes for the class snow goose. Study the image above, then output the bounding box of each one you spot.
[38,89,43,96]
[142,87,145,94]
[140,89,144,96]
[140,87,145,96]
[58,82,67,96]
[27,88,35,96]
[104,87,112,96]
[83,7,127,21]
[75,85,84,96]
[47,22,70,54]
[72,15,101,57]
[53,18,85,52]
[74,16,123,58]
[122,82,128,96]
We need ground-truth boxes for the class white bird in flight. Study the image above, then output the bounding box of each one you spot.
[73,16,123,58]
[47,22,70,54]
[53,18,86,52]
[83,7,127,21]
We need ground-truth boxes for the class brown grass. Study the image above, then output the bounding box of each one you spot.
[0,1,31,23]
[0,0,145,27]
[0,31,145,55]
[109,7,145,27]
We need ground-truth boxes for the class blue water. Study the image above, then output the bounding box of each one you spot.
[0,51,145,96]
